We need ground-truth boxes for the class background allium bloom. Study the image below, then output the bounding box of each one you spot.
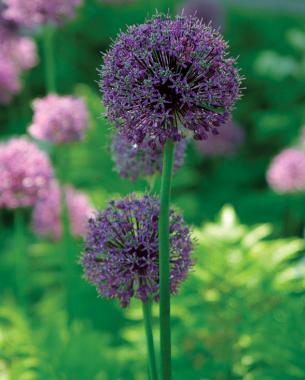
[111,133,186,181]
[0,58,20,104]
[81,194,192,307]
[29,94,89,144]
[267,148,305,194]
[0,138,53,208]
[3,0,82,27]
[32,181,94,240]
[195,121,244,157]
[101,13,241,144]
[179,0,225,30]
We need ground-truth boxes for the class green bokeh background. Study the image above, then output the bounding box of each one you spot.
[1,1,305,379]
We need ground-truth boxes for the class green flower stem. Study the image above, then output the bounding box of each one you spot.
[43,24,56,93]
[158,139,175,380]
[142,300,159,380]
[14,210,27,307]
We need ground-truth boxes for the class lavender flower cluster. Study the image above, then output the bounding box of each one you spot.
[111,132,186,181]
[32,181,93,240]
[29,94,89,144]
[81,194,192,307]
[3,0,82,27]
[101,13,241,145]
[0,10,37,104]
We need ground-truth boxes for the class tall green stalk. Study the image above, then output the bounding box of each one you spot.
[43,25,56,93]
[142,300,159,380]
[158,140,175,380]
[14,210,27,307]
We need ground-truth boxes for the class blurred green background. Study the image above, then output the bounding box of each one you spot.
[1,0,305,379]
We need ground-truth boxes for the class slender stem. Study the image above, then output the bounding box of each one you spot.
[43,24,56,93]
[142,300,159,380]
[14,210,27,307]
[158,140,175,380]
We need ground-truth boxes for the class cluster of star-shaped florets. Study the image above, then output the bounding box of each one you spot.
[81,194,193,307]
[102,13,241,145]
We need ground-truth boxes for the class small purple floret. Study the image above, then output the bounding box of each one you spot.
[101,13,241,144]
[80,194,193,307]
[111,132,186,181]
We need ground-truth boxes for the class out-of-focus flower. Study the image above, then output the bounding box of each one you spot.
[3,0,82,27]
[267,148,305,194]
[0,58,20,104]
[195,121,244,157]
[32,181,94,240]
[111,132,186,181]
[101,13,241,145]
[0,138,53,208]
[28,94,89,144]
[0,36,38,70]
[179,0,225,30]
[80,194,193,307]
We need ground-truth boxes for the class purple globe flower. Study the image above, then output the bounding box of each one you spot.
[32,181,94,240]
[195,120,244,157]
[101,13,241,145]
[0,138,54,209]
[28,94,89,144]
[111,132,186,181]
[81,194,193,307]
[267,148,305,194]
[3,0,82,27]
[0,57,20,104]
[179,0,225,30]
[1,36,38,70]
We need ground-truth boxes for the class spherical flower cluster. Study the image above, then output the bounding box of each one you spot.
[80,194,193,307]
[180,0,225,30]
[32,181,94,240]
[29,94,89,144]
[267,148,305,194]
[195,120,244,157]
[111,132,186,181]
[0,138,54,209]
[101,13,241,145]
[3,0,82,27]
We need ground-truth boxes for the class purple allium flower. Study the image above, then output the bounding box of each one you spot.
[28,94,89,144]
[179,0,225,30]
[80,194,192,307]
[0,138,54,209]
[111,132,186,181]
[267,148,305,194]
[32,181,94,240]
[195,120,244,157]
[0,57,20,104]
[1,36,38,71]
[101,13,241,145]
[3,0,82,27]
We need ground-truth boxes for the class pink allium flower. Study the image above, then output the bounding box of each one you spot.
[195,121,245,157]
[0,138,54,209]
[29,94,89,144]
[267,148,305,194]
[0,57,20,104]
[3,0,82,27]
[32,181,94,240]
[0,36,38,71]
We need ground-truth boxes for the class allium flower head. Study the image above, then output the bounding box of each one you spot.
[0,57,20,104]
[0,138,53,208]
[195,120,244,157]
[32,181,94,240]
[180,0,225,30]
[111,132,186,181]
[267,148,305,194]
[3,0,82,27]
[81,194,192,307]
[101,13,241,145]
[29,94,89,144]
[1,36,38,71]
